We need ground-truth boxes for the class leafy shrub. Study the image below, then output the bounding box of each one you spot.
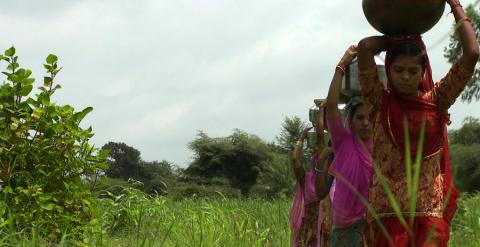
[0,47,107,242]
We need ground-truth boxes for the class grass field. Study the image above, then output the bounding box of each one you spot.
[1,188,479,246]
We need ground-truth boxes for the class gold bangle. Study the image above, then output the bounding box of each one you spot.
[336,65,345,74]
[456,16,472,26]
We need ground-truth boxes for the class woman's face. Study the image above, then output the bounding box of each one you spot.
[389,55,424,96]
[351,104,372,141]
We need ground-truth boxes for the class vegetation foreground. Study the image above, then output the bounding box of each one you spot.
[0,187,478,246]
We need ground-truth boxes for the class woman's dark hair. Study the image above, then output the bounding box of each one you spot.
[349,102,364,120]
[390,42,426,71]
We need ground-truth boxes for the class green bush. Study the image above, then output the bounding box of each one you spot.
[0,47,107,242]
[169,182,241,200]
[450,144,480,193]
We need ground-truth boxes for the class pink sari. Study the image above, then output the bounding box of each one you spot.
[290,153,327,247]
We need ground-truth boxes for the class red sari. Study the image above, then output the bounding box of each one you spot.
[359,36,473,246]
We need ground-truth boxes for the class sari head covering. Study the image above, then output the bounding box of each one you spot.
[381,35,458,223]
[343,96,365,127]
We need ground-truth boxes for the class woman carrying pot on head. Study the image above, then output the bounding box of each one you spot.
[357,0,479,245]
[323,45,374,247]
[290,102,331,246]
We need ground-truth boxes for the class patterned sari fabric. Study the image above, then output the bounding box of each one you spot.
[290,153,330,247]
[359,36,474,246]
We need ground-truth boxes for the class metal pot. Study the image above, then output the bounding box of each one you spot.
[307,131,317,149]
[340,56,387,103]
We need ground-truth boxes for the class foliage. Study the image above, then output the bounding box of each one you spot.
[250,151,296,198]
[141,160,178,195]
[450,192,480,246]
[444,3,480,102]
[449,117,480,193]
[0,47,107,242]
[186,129,272,196]
[101,142,142,180]
[275,116,308,153]
[450,117,480,145]
[168,181,241,200]
[450,144,480,193]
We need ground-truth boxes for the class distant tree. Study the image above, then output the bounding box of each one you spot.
[101,142,142,180]
[449,117,480,193]
[250,152,296,198]
[276,116,309,153]
[444,4,480,102]
[186,130,272,196]
[450,117,480,145]
[450,144,480,193]
[141,160,177,195]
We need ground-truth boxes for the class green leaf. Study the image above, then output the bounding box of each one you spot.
[19,84,33,96]
[3,186,13,194]
[21,78,35,85]
[23,69,32,78]
[44,77,52,86]
[40,203,56,211]
[4,47,15,57]
[39,194,52,202]
[46,54,58,64]
[74,107,93,122]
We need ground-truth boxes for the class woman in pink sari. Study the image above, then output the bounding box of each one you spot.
[290,103,330,246]
[324,45,374,247]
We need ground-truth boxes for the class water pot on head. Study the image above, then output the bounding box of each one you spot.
[362,0,445,35]
[340,56,387,103]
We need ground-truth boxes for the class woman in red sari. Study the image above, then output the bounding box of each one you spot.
[356,0,479,246]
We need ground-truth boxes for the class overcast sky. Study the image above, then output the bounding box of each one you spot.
[1,0,479,167]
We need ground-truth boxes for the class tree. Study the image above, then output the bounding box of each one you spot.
[101,142,142,180]
[444,4,480,102]
[141,160,177,195]
[275,116,311,167]
[449,117,480,193]
[186,130,272,196]
[276,116,309,152]
[450,144,480,193]
[250,151,296,198]
[449,117,480,145]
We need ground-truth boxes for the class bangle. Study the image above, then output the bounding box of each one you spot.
[336,65,345,75]
[456,16,471,26]
[450,1,463,10]
[314,167,326,174]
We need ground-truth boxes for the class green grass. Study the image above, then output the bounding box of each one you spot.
[0,189,479,246]
[99,191,480,247]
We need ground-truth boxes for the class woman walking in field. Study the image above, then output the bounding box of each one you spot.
[290,102,331,246]
[323,45,374,247]
[357,0,479,245]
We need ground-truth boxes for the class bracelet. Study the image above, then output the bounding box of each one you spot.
[314,167,326,174]
[336,65,345,75]
[457,16,471,25]
[450,1,463,10]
